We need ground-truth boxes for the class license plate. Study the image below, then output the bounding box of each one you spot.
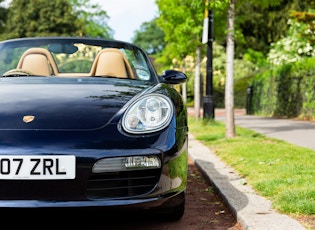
[0,155,76,180]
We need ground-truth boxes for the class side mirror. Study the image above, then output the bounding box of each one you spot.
[160,70,187,84]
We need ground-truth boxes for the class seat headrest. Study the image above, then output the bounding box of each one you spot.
[17,48,58,76]
[90,48,134,79]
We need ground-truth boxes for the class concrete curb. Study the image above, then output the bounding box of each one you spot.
[188,133,306,230]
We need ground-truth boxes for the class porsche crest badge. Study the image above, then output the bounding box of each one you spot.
[23,115,35,123]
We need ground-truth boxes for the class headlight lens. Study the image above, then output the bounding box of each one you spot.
[122,94,173,133]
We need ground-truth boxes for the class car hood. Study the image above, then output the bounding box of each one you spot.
[0,78,153,130]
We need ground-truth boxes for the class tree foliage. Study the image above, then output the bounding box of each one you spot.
[155,0,205,63]
[234,0,315,58]
[2,0,85,39]
[70,0,113,38]
[156,0,208,119]
[292,10,315,43]
[0,0,7,35]
[267,9,315,66]
[0,0,114,40]
[132,18,166,55]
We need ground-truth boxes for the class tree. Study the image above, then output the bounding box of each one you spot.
[70,0,113,38]
[132,18,166,56]
[224,0,236,138]
[1,0,114,39]
[267,14,315,66]
[235,0,315,58]
[3,0,85,39]
[154,0,289,137]
[156,0,205,119]
[0,0,7,38]
[210,0,282,138]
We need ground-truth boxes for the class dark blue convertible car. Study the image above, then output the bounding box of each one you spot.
[0,37,188,220]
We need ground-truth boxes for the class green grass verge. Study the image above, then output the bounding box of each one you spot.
[188,116,315,215]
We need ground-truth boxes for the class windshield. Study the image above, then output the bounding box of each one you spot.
[0,37,155,82]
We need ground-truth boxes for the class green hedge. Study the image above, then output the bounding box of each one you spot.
[249,57,315,119]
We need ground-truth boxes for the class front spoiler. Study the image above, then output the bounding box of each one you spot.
[0,190,185,210]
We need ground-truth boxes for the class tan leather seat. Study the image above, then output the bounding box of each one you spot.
[17,48,58,76]
[90,48,134,79]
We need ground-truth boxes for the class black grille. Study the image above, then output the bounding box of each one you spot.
[86,168,160,199]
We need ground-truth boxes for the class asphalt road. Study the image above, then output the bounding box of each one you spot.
[189,107,315,150]
[216,111,315,150]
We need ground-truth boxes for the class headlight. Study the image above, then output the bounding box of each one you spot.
[122,94,173,134]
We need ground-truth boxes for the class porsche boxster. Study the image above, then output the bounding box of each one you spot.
[0,37,188,220]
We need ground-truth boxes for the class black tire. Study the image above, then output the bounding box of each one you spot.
[157,193,186,221]
[166,199,185,221]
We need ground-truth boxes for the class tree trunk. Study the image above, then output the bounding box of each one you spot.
[225,0,236,138]
[182,58,187,104]
[194,46,201,120]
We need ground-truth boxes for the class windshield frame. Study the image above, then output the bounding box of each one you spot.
[0,37,159,84]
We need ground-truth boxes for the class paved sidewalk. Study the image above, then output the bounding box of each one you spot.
[187,109,310,230]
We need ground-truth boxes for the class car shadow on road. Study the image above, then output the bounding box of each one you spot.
[0,208,182,229]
